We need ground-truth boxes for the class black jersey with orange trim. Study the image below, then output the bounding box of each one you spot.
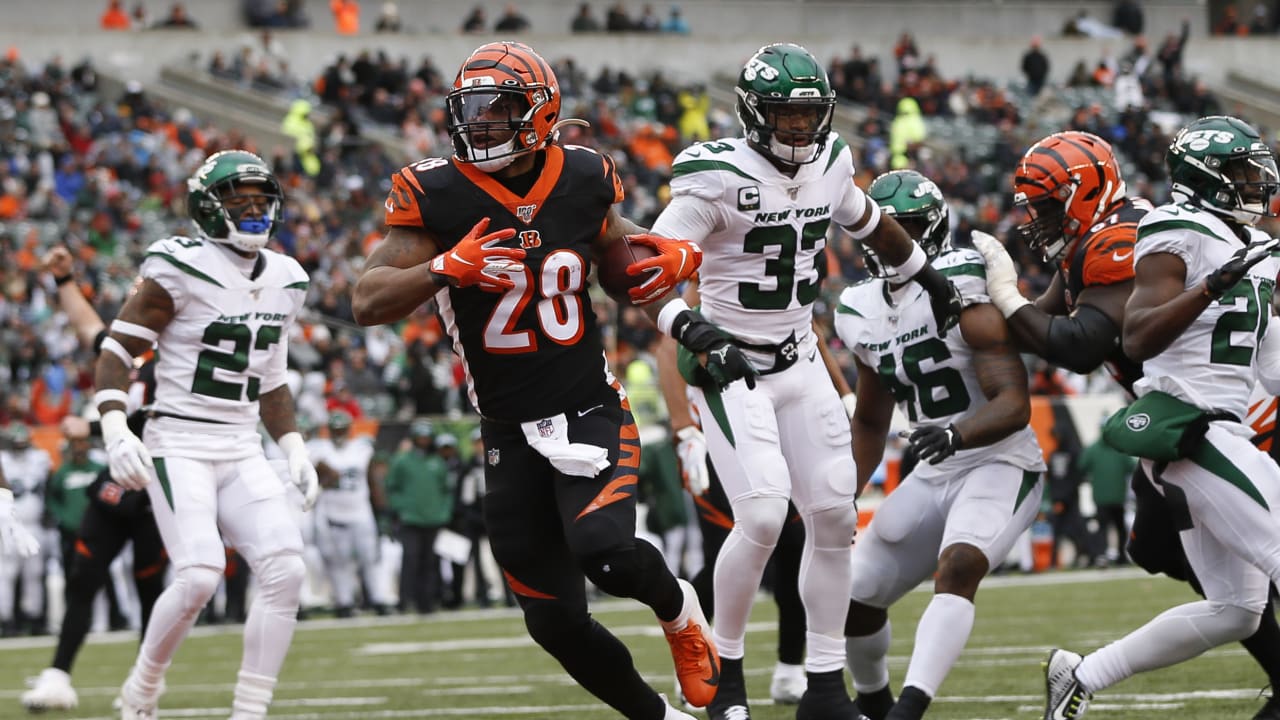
[385,145,626,423]
[1059,197,1151,394]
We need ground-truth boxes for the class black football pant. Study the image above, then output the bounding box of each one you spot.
[691,462,806,665]
[1128,465,1280,689]
[482,401,684,720]
[52,503,167,673]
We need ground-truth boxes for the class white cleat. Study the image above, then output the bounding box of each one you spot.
[118,678,159,720]
[660,693,698,720]
[1043,648,1092,719]
[769,661,807,705]
[21,667,78,711]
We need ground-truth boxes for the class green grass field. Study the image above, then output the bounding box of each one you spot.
[0,568,1269,719]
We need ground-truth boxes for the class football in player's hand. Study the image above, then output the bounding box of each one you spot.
[597,236,659,304]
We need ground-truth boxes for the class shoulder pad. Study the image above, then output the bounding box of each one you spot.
[385,158,452,227]
[561,144,625,204]
[1079,223,1137,287]
[934,247,989,303]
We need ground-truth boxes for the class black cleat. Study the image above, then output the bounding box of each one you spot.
[884,686,931,720]
[1255,691,1280,720]
[796,669,869,720]
[855,685,896,720]
[706,657,750,720]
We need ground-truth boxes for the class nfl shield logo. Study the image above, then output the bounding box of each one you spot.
[487,448,500,466]
[536,418,554,438]
[516,203,538,224]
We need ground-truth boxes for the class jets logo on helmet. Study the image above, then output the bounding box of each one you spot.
[186,149,283,253]
[735,43,836,166]
[864,169,951,278]
[1166,115,1279,226]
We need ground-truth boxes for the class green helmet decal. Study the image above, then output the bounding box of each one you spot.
[864,170,951,276]
[735,43,836,166]
[1166,115,1279,225]
[186,150,284,251]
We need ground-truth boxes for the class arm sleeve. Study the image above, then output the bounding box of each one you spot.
[832,175,871,229]
[650,193,721,242]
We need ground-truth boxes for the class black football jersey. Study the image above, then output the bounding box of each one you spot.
[385,146,626,423]
[1060,197,1151,395]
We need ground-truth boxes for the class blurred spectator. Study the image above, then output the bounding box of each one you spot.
[1157,19,1191,82]
[153,2,198,29]
[570,3,601,32]
[131,2,148,27]
[461,5,486,33]
[493,4,530,32]
[606,1,633,31]
[1250,4,1273,34]
[888,96,926,169]
[635,4,661,32]
[244,0,308,28]
[100,0,131,29]
[1063,10,1125,38]
[374,2,401,33]
[330,0,359,34]
[1020,35,1050,97]
[1214,4,1247,36]
[1111,0,1144,36]
[1078,434,1136,565]
[280,99,320,176]
[661,5,689,34]
[386,420,452,614]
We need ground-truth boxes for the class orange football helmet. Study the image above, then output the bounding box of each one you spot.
[1013,131,1126,263]
[446,42,561,173]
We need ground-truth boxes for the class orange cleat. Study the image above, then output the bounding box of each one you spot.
[664,579,720,708]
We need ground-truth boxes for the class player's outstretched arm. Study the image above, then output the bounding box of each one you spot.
[851,359,894,496]
[951,304,1032,449]
[352,226,448,326]
[856,202,961,335]
[1122,252,1211,362]
[43,245,106,348]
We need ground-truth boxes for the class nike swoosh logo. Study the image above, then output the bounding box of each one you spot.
[578,404,604,417]
[703,642,719,687]
[1112,251,1133,262]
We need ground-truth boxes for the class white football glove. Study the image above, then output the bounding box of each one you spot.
[101,409,153,490]
[674,426,710,496]
[0,488,40,558]
[278,432,320,512]
[971,231,1031,319]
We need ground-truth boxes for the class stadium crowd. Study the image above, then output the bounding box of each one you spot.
[0,5,1279,636]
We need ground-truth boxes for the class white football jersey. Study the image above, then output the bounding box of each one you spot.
[834,246,1045,482]
[1,447,52,524]
[142,237,308,458]
[652,134,869,345]
[308,436,375,523]
[1132,203,1280,419]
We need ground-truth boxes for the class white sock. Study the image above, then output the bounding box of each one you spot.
[800,506,859,673]
[847,620,892,693]
[712,525,777,658]
[1076,600,1260,693]
[126,655,169,701]
[231,670,276,718]
[902,593,974,697]
[659,579,697,633]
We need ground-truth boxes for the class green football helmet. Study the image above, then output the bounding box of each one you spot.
[862,170,951,277]
[736,43,836,166]
[186,150,284,251]
[1166,115,1279,226]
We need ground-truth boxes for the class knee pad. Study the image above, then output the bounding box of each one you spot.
[172,566,224,616]
[254,553,306,609]
[805,503,859,550]
[733,496,790,548]
[581,545,645,599]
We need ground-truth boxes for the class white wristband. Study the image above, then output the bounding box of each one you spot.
[278,431,307,458]
[889,243,927,280]
[100,409,131,442]
[841,392,857,419]
[110,320,159,343]
[94,388,131,410]
[99,336,134,368]
[656,298,692,336]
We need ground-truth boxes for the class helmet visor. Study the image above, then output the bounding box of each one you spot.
[448,88,531,139]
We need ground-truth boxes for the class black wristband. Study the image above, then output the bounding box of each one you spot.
[54,274,74,286]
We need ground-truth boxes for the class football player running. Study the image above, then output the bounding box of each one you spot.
[1042,116,1280,719]
[352,42,709,720]
[308,410,392,617]
[645,43,962,720]
[977,129,1280,719]
[95,149,319,720]
[836,171,1045,720]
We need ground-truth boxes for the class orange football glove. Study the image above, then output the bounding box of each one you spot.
[625,234,703,305]
[429,218,524,292]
